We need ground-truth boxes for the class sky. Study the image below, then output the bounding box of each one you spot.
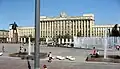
[0,0,120,29]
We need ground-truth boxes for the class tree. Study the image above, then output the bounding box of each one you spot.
[56,34,72,40]
[63,33,72,39]
[110,24,120,37]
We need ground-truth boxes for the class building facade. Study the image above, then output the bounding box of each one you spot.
[7,12,120,43]
[40,12,95,38]
[8,26,35,42]
[92,24,120,37]
[17,26,35,42]
[0,30,9,42]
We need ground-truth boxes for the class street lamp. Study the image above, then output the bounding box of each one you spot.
[34,0,40,69]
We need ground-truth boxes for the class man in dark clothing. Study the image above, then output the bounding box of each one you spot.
[2,46,4,52]
[48,52,52,62]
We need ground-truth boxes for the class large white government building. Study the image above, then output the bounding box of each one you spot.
[7,12,120,42]
[40,12,94,38]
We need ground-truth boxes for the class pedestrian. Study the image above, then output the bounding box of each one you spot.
[43,65,47,69]
[116,45,119,51]
[96,50,99,58]
[24,48,26,52]
[91,47,97,55]
[48,52,52,62]
[27,59,31,69]
[2,46,4,52]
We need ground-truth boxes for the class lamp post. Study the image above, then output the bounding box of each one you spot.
[34,0,40,69]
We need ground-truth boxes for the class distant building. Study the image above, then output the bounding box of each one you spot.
[7,12,120,43]
[17,26,35,42]
[0,30,9,42]
[92,24,120,37]
[40,12,95,38]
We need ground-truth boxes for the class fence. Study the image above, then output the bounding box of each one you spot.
[74,37,120,50]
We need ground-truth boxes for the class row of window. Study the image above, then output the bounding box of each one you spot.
[41,20,91,29]
[40,20,91,23]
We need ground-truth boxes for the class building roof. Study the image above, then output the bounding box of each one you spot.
[40,12,94,21]
[93,24,120,28]
[17,26,34,29]
[0,30,9,32]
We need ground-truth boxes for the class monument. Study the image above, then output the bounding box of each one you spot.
[9,22,18,43]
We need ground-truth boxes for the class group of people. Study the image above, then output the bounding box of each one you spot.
[90,47,100,58]
[19,46,26,53]
[86,47,100,61]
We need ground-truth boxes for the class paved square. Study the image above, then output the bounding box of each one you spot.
[0,43,120,69]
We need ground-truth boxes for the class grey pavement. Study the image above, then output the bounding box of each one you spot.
[40,60,120,69]
[0,56,120,69]
[0,43,120,69]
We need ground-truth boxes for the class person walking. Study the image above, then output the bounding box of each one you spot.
[2,46,4,52]
[48,52,52,62]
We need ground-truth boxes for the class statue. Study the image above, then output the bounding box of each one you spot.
[9,22,18,43]
[10,22,18,30]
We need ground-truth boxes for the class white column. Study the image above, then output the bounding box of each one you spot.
[58,38,60,44]
[9,38,11,42]
[75,21,77,36]
[21,38,23,43]
[81,20,83,36]
[78,20,80,32]
[58,21,59,35]
[45,22,47,37]
[66,39,68,43]
[24,38,26,43]
[61,21,62,35]
[62,39,64,44]
[73,21,74,36]
[51,21,53,38]
[86,20,90,36]
[7,38,9,42]
[63,21,65,35]
[69,39,72,43]
[47,21,49,38]
[28,37,31,55]
[46,38,49,43]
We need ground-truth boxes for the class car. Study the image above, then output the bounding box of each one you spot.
[66,56,75,61]
[56,56,65,60]
[0,52,3,56]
